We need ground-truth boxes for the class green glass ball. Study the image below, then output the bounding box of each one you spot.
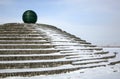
[22,10,37,23]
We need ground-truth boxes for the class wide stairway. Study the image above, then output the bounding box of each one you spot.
[0,23,119,78]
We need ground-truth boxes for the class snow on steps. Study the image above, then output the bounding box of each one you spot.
[0,23,119,78]
[0,53,76,61]
[0,64,106,78]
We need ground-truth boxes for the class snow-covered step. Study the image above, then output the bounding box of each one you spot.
[68,51,109,55]
[107,52,120,65]
[57,44,97,47]
[72,53,116,62]
[0,63,106,78]
[0,53,115,68]
[51,41,72,42]
[55,52,115,62]
[65,55,93,59]
[55,44,96,48]
[0,66,79,78]
[74,62,107,69]
[79,47,103,51]
[0,54,72,61]
[53,43,81,46]
[72,59,108,65]
[0,53,76,57]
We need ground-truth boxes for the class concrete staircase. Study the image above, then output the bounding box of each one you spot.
[0,23,119,78]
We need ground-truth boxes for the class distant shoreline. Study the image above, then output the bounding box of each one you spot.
[99,46,120,48]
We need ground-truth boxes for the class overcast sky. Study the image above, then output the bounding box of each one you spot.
[0,0,120,46]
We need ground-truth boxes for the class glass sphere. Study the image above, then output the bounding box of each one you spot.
[22,10,37,23]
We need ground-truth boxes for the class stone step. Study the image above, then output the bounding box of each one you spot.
[0,56,108,69]
[56,43,96,47]
[94,51,109,54]
[0,29,35,31]
[0,44,54,49]
[0,54,70,61]
[0,66,78,78]
[72,59,108,65]
[0,63,106,78]
[0,26,30,29]
[0,34,45,37]
[0,40,49,42]
[0,37,48,40]
[109,60,120,65]
[0,41,50,44]
[0,27,28,29]
[0,30,37,32]
[83,44,96,47]
[0,33,45,37]
[0,49,60,54]
[0,52,113,69]
[0,28,33,30]
[73,53,116,62]
[79,47,103,51]
[64,51,109,55]
[0,28,36,31]
[77,41,91,44]
[0,60,72,69]
[0,32,39,34]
